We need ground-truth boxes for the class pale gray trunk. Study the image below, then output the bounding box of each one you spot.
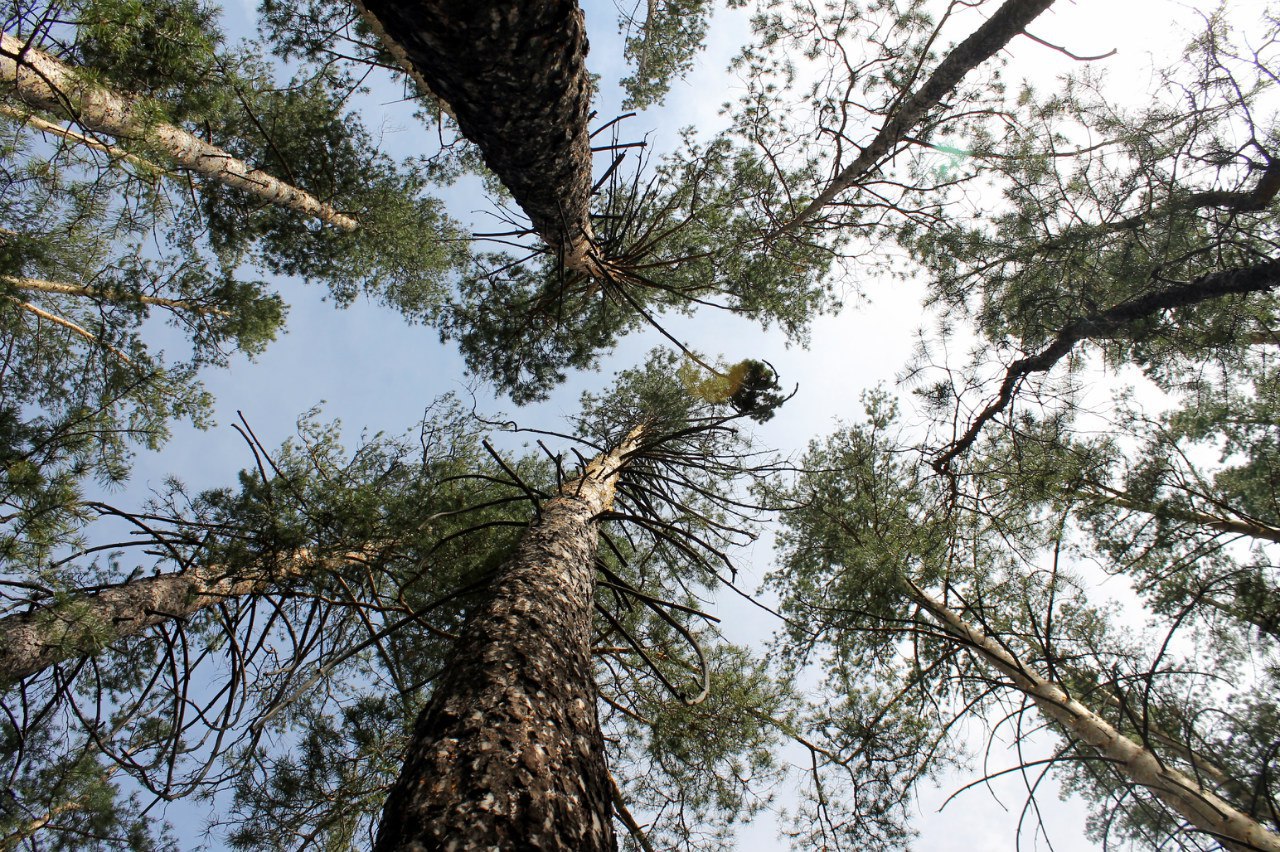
[0,34,358,230]
[4,274,231,316]
[1086,487,1280,545]
[910,582,1280,852]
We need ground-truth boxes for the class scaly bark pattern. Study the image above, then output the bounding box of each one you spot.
[356,1,595,263]
[0,34,358,230]
[374,428,644,852]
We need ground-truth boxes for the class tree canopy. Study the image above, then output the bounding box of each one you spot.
[4,0,1280,850]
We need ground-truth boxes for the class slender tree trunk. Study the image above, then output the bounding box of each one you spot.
[1089,685,1280,826]
[1,102,166,173]
[1249,330,1280,346]
[374,427,645,852]
[0,548,357,688]
[0,34,358,231]
[8,296,134,364]
[4,274,231,316]
[1201,594,1280,642]
[909,582,1280,852]
[355,0,597,270]
[1085,487,1280,545]
[773,0,1055,238]
[0,798,87,850]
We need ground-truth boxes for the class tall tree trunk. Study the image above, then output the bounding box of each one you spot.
[0,548,357,688]
[374,426,645,852]
[908,581,1280,852]
[1084,486,1280,546]
[354,0,597,270]
[0,34,358,231]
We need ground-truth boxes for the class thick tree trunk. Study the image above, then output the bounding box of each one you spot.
[374,427,645,852]
[355,0,597,269]
[775,0,1055,237]
[910,582,1280,852]
[0,34,358,231]
[0,548,349,688]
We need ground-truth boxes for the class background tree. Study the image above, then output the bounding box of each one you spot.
[765,393,1280,850]
[0,0,471,615]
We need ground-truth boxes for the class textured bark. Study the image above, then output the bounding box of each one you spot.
[775,0,1055,237]
[356,0,596,265]
[911,583,1280,852]
[0,548,345,688]
[4,274,231,316]
[374,427,645,852]
[0,34,358,230]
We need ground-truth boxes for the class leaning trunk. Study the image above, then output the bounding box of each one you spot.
[909,582,1280,852]
[374,427,645,852]
[0,34,358,230]
[1085,487,1280,546]
[775,0,1055,237]
[355,0,596,268]
[0,548,351,688]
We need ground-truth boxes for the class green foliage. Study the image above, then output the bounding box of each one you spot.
[606,640,789,850]
[442,254,645,404]
[0,721,172,851]
[678,357,786,421]
[898,19,1280,388]
[618,0,715,110]
[71,0,226,124]
[446,134,836,402]
[0,0,472,573]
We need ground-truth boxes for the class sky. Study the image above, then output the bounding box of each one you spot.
[94,0,1270,848]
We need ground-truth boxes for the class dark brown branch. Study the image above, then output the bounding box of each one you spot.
[773,0,1056,238]
[933,258,1280,472]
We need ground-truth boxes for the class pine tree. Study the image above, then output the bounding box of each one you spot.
[374,427,644,851]
[767,394,1280,849]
